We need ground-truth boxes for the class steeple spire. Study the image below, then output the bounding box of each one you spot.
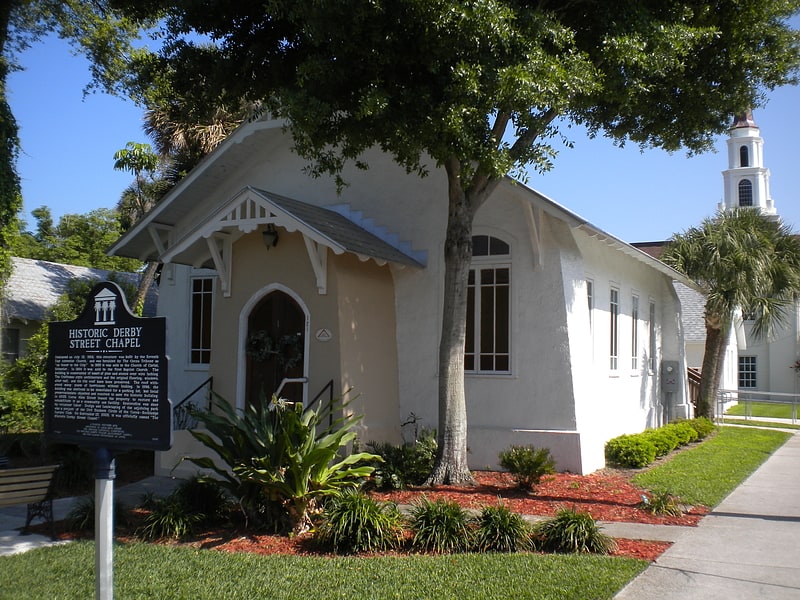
[719,110,778,220]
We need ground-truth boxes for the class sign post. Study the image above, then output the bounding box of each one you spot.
[45,282,171,600]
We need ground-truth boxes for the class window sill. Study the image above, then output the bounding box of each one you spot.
[465,372,516,380]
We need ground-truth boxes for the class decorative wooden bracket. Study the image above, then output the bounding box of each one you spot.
[303,237,328,295]
[205,233,233,297]
[524,202,543,270]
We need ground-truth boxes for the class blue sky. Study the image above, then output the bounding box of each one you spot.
[8,33,800,244]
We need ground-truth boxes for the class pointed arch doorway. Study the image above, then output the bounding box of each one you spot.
[245,289,307,406]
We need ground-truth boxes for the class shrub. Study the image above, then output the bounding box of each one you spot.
[604,435,656,468]
[408,497,473,553]
[534,507,617,554]
[65,496,95,532]
[498,445,556,491]
[366,429,437,490]
[666,421,698,445]
[688,417,716,439]
[638,491,684,517]
[188,392,381,534]
[473,503,531,553]
[172,476,231,523]
[136,494,205,540]
[0,390,43,433]
[66,496,130,533]
[641,429,679,457]
[314,489,404,554]
[52,445,93,495]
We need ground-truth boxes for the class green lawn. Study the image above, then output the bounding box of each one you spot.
[722,418,800,430]
[2,426,792,599]
[0,541,647,600]
[632,427,790,507]
[725,401,797,419]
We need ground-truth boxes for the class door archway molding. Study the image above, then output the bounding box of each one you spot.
[236,283,310,410]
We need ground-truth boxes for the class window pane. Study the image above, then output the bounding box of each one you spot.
[610,288,619,370]
[495,283,509,353]
[489,237,510,255]
[466,250,510,373]
[466,281,475,359]
[738,180,753,207]
[480,284,495,354]
[472,235,489,256]
[190,277,214,365]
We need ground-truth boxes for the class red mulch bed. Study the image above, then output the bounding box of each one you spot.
[41,470,706,563]
[371,471,707,526]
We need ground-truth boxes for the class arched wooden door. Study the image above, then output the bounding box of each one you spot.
[245,290,306,406]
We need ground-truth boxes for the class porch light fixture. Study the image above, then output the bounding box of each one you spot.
[262,225,279,250]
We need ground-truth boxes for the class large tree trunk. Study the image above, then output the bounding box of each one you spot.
[697,313,732,419]
[426,166,476,486]
[425,157,503,486]
[133,260,159,315]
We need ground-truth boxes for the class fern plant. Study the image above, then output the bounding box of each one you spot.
[498,445,556,491]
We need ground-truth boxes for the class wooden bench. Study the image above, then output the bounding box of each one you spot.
[0,465,60,539]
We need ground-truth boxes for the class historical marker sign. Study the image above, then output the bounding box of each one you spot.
[45,281,172,451]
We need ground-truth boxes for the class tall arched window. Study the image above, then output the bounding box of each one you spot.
[739,145,749,167]
[466,235,510,373]
[738,180,753,207]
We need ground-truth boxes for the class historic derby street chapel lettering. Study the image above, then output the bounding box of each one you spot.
[46,282,171,450]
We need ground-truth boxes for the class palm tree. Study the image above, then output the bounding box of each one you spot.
[661,209,800,418]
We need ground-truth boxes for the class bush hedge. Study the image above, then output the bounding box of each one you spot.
[604,417,716,469]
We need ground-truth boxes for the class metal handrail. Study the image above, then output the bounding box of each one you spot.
[307,379,335,427]
[173,376,213,430]
[274,377,308,398]
[716,388,800,424]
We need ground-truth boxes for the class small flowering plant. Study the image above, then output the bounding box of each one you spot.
[792,359,800,373]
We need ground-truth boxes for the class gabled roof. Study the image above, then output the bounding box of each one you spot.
[510,182,702,290]
[1,257,157,323]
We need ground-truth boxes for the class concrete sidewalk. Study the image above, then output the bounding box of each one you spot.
[0,475,182,557]
[615,430,800,599]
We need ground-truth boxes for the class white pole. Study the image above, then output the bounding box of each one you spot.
[94,449,115,600]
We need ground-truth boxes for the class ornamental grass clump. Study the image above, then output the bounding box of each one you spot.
[314,489,404,554]
[638,490,684,517]
[534,507,617,555]
[473,503,532,553]
[498,445,556,491]
[408,497,474,553]
[136,493,205,540]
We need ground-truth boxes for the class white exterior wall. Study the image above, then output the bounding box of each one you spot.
[145,124,690,476]
[741,303,800,395]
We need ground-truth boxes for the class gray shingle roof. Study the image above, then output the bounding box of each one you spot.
[254,189,425,267]
[2,257,158,323]
[674,282,707,342]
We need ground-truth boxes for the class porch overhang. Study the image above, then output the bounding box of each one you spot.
[113,187,425,297]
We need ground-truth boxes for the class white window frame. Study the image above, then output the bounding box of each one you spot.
[631,293,640,370]
[648,300,657,373]
[189,276,215,366]
[738,356,757,389]
[466,235,511,375]
[609,286,619,371]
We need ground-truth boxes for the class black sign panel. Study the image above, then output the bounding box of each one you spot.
[45,282,172,451]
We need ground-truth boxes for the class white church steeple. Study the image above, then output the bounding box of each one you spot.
[719,109,778,219]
